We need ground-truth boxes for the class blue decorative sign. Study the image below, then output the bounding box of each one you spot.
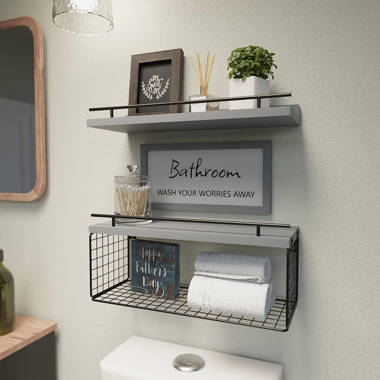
[131,239,180,299]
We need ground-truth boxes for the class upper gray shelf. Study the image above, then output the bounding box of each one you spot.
[87,105,301,134]
[89,221,299,249]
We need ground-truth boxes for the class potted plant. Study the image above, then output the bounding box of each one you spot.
[227,45,277,109]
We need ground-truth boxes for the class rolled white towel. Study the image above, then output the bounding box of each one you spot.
[195,252,271,282]
[187,275,274,321]
[194,271,268,284]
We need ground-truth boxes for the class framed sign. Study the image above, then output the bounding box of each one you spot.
[131,239,180,299]
[141,141,272,214]
[128,48,184,116]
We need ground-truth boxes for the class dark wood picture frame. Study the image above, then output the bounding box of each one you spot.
[128,49,184,116]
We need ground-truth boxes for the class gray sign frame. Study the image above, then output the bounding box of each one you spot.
[140,141,272,214]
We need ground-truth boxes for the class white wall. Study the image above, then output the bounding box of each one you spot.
[0,1,379,379]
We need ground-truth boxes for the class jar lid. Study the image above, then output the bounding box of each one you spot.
[115,164,150,182]
[127,164,139,174]
[115,164,140,179]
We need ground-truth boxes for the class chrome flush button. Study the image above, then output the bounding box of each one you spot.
[173,353,205,372]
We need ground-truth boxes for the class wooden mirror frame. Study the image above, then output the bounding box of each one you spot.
[0,17,46,202]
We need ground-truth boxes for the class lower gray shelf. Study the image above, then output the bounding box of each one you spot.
[87,105,301,134]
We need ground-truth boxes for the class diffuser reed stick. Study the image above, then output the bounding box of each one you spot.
[192,52,216,96]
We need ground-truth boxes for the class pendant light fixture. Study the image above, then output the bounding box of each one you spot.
[53,0,113,34]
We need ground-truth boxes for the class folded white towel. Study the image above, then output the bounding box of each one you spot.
[195,252,272,282]
[187,275,274,321]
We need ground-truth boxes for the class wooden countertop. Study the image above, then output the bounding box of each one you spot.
[0,315,57,360]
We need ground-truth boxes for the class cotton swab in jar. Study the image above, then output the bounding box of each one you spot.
[116,184,150,216]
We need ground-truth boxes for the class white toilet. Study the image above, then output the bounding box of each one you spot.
[100,336,283,380]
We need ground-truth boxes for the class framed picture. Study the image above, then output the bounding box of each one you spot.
[128,48,184,116]
[131,239,180,299]
[141,141,272,214]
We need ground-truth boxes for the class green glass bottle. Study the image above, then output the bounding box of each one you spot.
[0,249,15,335]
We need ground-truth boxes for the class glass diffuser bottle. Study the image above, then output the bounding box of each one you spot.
[189,86,219,112]
[114,165,152,224]
[0,249,15,336]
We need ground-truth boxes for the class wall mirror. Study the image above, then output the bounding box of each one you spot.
[0,17,46,202]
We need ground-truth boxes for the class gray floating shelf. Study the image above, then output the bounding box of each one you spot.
[87,105,301,134]
[89,221,299,249]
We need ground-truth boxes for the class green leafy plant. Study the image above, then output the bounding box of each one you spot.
[227,45,277,81]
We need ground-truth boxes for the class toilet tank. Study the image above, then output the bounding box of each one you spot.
[100,336,283,380]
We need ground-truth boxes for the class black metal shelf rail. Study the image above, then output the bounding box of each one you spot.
[89,92,292,118]
[90,213,291,237]
[89,218,299,331]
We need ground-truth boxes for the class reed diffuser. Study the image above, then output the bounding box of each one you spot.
[114,165,152,224]
[190,52,219,112]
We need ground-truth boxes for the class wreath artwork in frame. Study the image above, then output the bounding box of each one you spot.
[128,49,184,116]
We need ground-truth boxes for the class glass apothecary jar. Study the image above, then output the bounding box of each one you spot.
[114,165,152,224]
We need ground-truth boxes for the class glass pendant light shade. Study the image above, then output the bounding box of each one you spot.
[53,0,113,34]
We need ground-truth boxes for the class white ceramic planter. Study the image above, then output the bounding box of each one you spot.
[229,76,270,110]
